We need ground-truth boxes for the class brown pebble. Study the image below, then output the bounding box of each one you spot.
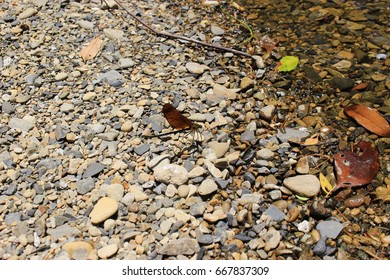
[340,234,353,244]
[286,206,300,222]
[311,229,321,243]
[344,194,365,208]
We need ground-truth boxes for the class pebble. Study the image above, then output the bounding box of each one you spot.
[97,243,118,259]
[198,178,218,196]
[296,157,310,174]
[18,7,38,19]
[154,164,189,185]
[160,219,173,235]
[186,62,208,74]
[103,28,124,40]
[211,25,225,35]
[208,141,230,158]
[265,205,286,221]
[63,241,94,260]
[102,183,124,201]
[83,92,97,101]
[283,175,320,197]
[204,209,227,223]
[119,58,135,68]
[276,128,310,143]
[98,70,125,87]
[316,220,344,239]
[121,120,133,132]
[257,148,274,160]
[261,227,281,251]
[259,105,275,121]
[330,77,354,90]
[188,166,206,178]
[83,162,105,178]
[157,238,200,256]
[55,72,68,81]
[8,116,35,132]
[127,184,148,202]
[177,185,190,198]
[76,178,95,195]
[89,197,119,224]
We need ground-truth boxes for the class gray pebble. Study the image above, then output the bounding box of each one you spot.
[83,162,105,178]
[277,127,310,143]
[197,234,214,245]
[265,205,286,221]
[76,177,95,195]
[134,144,150,156]
[316,220,344,239]
[98,70,125,87]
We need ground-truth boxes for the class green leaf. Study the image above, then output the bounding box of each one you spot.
[295,194,310,201]
[278,56,299,72]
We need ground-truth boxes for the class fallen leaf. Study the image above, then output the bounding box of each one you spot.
[331,141,379,194]
[295,194,310,201]
[302,134,319,146]
[277,56,299,72]
[375,186,390,202]
[351,82,369,91]
[80,36,102,61]
[344,104,390,137]
[320,172,334,195]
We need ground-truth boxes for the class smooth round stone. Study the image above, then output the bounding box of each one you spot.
[177,185,190,198]
[103,219,116,231]
[89,197,119,224]
[283,175,320,197]
[97,243,118,259]
[55,72,68,81]
[78,20,94,29]
[208,141,230,158]
[121,120,133,132]
[63,241,94,260]
[198,178,218,196]
[83,92,97,101]
[211,25,225,35]
[154,164,189,185]
[185,62,208,74]
[165,184,177,198]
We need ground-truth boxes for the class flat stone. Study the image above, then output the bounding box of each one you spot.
[77,20,94,29]
[212,84,239,100]
[296,156,310,174]
[18,7,38,19]
[188,166,206,178]
[283,174,320,197]
[157,238,199,256]
[198,178,218,196]
[63,241,94,260]
[47,224,80,241]
[276,127,310,143]
[197,234,214,245]
[89,197,119,224]
[2,101,15,114]
[102,183,124,201]
[119,58,135,68]
[261,227,281,250]
[83,162,105,178]
[265,205,286,221]
[203,209,227,223]
[55,72,68,81]
[103,28,124,40]
[97,243,118,259]
[211,25,225,35]
[154,164,189,185]
[98,70,125,87]
[208,141,230,158]
[147,155,170,170]
[239,193,263,205]
[240,76,254,90]
[316,220,344,239]
[127,184,148,202]
[330,77,354,90]
[185,62,208,74]
[9,116,35,132]
[76,177,95,195]
[257,148,274,160]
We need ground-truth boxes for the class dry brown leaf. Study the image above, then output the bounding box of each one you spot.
[302,134,319,146]
[344,104,390,136]
[80,36,102,61]
[376,186,390,202]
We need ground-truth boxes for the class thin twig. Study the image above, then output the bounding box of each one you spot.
[104,0,254,58]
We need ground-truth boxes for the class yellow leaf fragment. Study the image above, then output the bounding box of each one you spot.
[320,172,335,195]
[295,194,310,201]
[80,36,102,62]
[302,134,319,146]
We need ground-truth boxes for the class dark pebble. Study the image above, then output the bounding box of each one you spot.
[303,66,322,83]
[330,77,354,90]
[235,234,252,242]
[197,234,214,245]
[134,144,150,156]
[344,194,365,208]
[265,205,286,221]
[83,162,105,178]
[310,200,331,220]
[313,237,327,256]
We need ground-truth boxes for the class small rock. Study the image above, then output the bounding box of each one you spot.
[83,162,105,178]
[103,28,124,40]
[76,178,95,195]
[257,148,274,160]
[55,72,68,81]
[283,175,320,197]
[160,219,173,235]
[197,234,214,245]
[97,243,118,259]
[63,241,94,260]
[119,58,135,68]
[259,105,275,121]
[204,209,227,223]
[2,102,15,114]
[277,127,310,143]
[121,120,133,132]
[98,70,125,87]
[9,116,35,132]
[265,205,286,221]
[240,76,254,90]
[188,166,206,178]
[211,25,225,35]
[18,7,38,19]
[296,156,310,174]
[330,77,354,90]
[127,184,148,201]
[157,238,200,256]
[102,183,124,201]
[177,185,190,198]
[316,220,344,239]
[83,92,97,101]
[261,227,281,251]
[89,197,119,224]
[198,178,218,196]
[185,62,208,74]
[77,20,94,29]
[154,164,189,185]
[208,141,230,158]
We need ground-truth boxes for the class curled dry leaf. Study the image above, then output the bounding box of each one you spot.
[331,141,379,195]
[80,36,102,62]
[344,104,390,137]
